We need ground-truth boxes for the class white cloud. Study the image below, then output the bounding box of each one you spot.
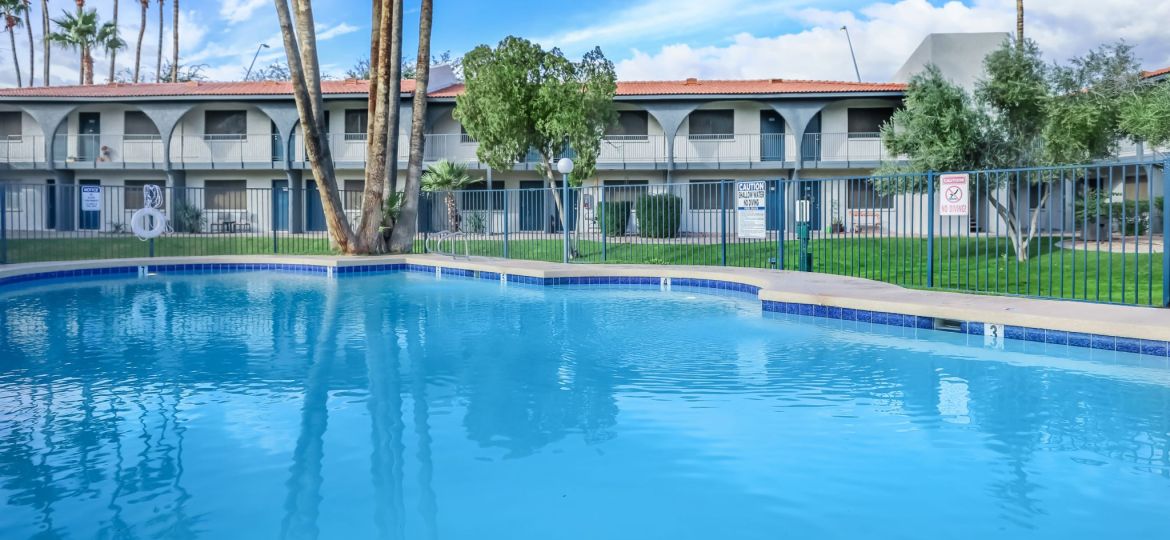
[317,22,360,41]
[613,0,1170,81]
[220,0,271,25]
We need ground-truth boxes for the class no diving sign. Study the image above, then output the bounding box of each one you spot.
[939,174,969,216]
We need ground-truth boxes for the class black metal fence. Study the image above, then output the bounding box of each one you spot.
[2,160,1167,306]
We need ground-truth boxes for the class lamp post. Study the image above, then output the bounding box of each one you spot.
[557,157,574,264]
[840,26,861,82]
[245,43,271,81]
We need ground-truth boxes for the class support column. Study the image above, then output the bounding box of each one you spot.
[167,169,187,205]
[54,169,76,232]
[288,169,305,234]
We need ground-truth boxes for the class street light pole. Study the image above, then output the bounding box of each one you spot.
[245,43,271,81]
[557,157,574,264]
[840,26,862,82]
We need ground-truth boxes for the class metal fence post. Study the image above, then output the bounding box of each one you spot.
[0,186,6,264]
[777,180,785,270]
[503,191,510,259]
[926,170,936,288]
[600,186,607,262]
[149,238,155,258]
[1163,159,1169,307]
[720,181,728,266]
[562,175,570,264]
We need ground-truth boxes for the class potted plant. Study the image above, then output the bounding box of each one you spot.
[829,200,845,233]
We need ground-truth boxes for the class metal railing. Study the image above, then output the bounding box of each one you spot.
[1,135,46,165]
[3,160,1166,307]
[52,134,166,167]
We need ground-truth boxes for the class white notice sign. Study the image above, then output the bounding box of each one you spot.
[939,174,969,216]
[80,185,102,212]
[736,181,767,239]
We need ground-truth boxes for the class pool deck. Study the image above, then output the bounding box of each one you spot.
[2,253,1168,343]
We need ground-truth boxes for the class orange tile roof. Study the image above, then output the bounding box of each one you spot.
[0,77,904,99]
[1142,66,1170,79]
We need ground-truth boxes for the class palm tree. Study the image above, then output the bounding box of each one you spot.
[170,0,177,82]
[21,0,32,85]
[0,0,24,87]
[73,0,84,84]
[107,0,118,83]
[132,0,146,82]
[388,0,432,253]
[1016,0,1024,46]
[49,8,123,85]
[40,0,47,84]
[154,0,162,82]
[421,160,474,232]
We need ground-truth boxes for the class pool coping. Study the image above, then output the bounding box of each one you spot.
[2,254,1168,356]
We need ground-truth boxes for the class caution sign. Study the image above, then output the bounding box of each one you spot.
[736,181,767,239]
[939,174,969,216]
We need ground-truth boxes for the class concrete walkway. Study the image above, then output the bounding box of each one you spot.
[2,253,1168,342]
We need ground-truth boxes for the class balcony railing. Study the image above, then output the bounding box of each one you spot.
[51,134,166,167]
[0,135,46,165]
[172,134,282,166]
[801,132,893,163]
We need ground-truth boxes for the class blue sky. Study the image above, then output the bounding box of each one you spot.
[3,0,1169,87]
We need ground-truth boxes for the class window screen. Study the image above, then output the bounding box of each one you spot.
[204,111,247,139]
[688,110,734,139]
[344,109,367,140]
[123,111,160,138]
[607,111,648,139]
[602,179,649,203]
[124,180,166,209]
[846,108,894,138]
[846,180,893,209]
[688,180,733,210]
[0,111,21,139]
[205,180,247,210]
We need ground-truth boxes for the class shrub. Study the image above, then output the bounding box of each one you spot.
[464,211,487,234]
[598,201,632,236]
[171,200,205,233]
[635,193,682,238]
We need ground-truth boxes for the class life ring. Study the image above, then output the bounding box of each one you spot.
[131,207,168,239]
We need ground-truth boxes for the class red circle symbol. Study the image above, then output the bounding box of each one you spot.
[945,186,963,202]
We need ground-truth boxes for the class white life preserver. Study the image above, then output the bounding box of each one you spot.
[131,207,168,239]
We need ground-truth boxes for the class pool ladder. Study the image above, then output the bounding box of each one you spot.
[427,231,470,259]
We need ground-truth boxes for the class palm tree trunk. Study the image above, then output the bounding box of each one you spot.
[133,1,145,82]
[75,0,84,84]
[355,0,391,251]
[170,0,177,82]
[445,191,459,232]
[388,0,431,253]
[22,1,33,85]
[40,0,48,85]
[83,47,94,85]
[6,26,20,88]
[384,0,403,198]
[1016,0,1024,46]
[275,0,358,252]
[155,0,162,82]
[108,0,119,83]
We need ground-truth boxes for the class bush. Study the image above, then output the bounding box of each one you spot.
[598,201,632,236]
[171,200,205,233]
[635,193,682,238]
[464,211,487,234]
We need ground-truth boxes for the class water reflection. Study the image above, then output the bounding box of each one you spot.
[1,274,1169,538]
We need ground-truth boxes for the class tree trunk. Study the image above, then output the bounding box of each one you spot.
[40,0,48,85]
[76,0,84,84]
[155,0,163,82]
[6,27,19,88]
[987,181,1051,263]
[107,0,119,82]
[275,0,358,252]
[134,2,146,83]
[171,0,178,82]
[83,48,94,85]
[355,0,390,251]
[383,0,403,198]
[1016,0,1024,46]
[445,191,459,232]
[23,1,33,86]
[387,0,431,254]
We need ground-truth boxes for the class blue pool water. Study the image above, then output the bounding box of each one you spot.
[1,271,1169,539]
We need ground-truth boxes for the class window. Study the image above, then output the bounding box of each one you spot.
[343,180,365,211]
[344,109,367,141]
[607,111,648,140]
[602,179,648,203]
[460,181,504,210]
[0,111,21,141]
[204,110,247,140]
[847,108,894,138]
[688,110,734,140]
[205,180,247,210]
[124,180,166,209]
[846,180,893,209]
[123,111,159,140]
[3,185,20,211]
[688,180,733,210]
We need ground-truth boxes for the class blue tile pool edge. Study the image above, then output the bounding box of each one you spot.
[0,261,1163,357]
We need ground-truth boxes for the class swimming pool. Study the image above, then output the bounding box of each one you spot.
[1,270,1168,539]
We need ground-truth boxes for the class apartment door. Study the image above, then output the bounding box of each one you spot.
[760,111,785,161]
[45,178,57,229]
[797,180,821,231]
[800,112,821,162]
[78,113,100,161]
[305,180,326,232]
[519,180,544,231]
[78,179,100,230]
[271,121,283,163]
[272,179,289,231]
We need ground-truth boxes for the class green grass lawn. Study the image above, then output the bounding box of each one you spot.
[2,233,1163,305]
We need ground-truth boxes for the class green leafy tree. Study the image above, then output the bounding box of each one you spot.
[48,8,123,86]
[455,36,616,254]
[421,160,475,232]
[1120,82,1170,147]
[882,39,1143,262]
